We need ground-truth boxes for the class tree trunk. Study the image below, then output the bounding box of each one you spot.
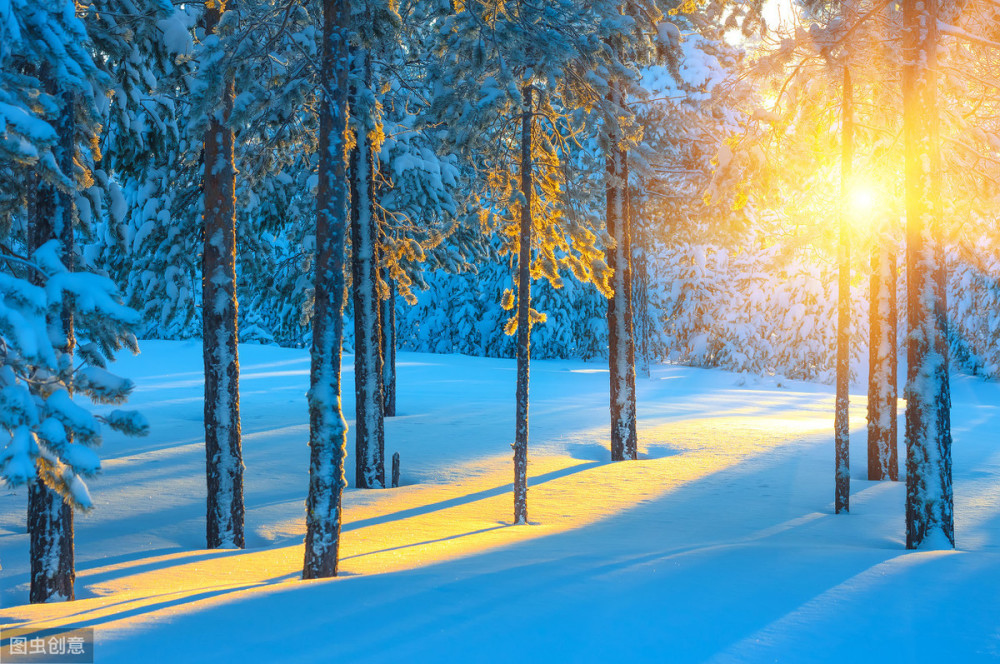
[303,0,352,580]
[201,1,244,549]
[351,46,385,489]
[513,83,532,526]
[28,74,75,603]
[835,64,852,514]
[867,234,898,481]
[623,177,638,404]
[606,88,638,462]
[382,275,397,417]
[630,188,651,379]
[902,0,953,548]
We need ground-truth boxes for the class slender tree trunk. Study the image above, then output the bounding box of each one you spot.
[867,0,900,483]
[513,83,532,526]
[868,233,898,481]
[835,65,853,514]
[201,1,244,549]
[28,75,75,603]
[607,87,638,462]
[902,0,953,548]
[351,46,385,489]
[381,275,397,417]
[623,178,638,408]
[303,0,351,580]
[630,188,651,379]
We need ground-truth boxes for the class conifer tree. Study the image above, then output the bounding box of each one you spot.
[512,83,533,524]
[429,0,671,520]
[1,0,149,603]
[26,71,77,603]
[606,81,638,461]
[835,60,852,514]
[866,0,900,481]
[199,0,244,549]
[902,0,953,548]
[350,32,385,489]
[304,0,352,579]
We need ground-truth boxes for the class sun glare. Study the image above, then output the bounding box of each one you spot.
[847,184,877,218]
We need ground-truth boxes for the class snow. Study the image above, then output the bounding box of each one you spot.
[156,16,192,57]
[1,340,998,661]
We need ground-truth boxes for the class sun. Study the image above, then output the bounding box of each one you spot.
[847,184,877,217]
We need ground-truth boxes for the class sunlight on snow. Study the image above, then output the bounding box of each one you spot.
[3,405,841,634]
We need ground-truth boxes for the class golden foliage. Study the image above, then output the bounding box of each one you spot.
[501,288,515,310]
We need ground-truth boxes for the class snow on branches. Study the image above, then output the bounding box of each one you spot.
[0,242,148,510]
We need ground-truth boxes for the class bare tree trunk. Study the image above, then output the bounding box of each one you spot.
[382,274,397,417]
[902,0,953,548]
[835,64,852,514]
[513,83,532,526]
[630,187,651,379]
[201,0,244,549]
[351,45,385,489]
[303,0,352,580]
[28,74,75,603]
[868,234,898,481]
[623,179,638,408]
[607,85,638,462]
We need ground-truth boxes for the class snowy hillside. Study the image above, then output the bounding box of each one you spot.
[2,340,997,662]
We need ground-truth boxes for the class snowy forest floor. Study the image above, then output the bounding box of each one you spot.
[1,340,999,662]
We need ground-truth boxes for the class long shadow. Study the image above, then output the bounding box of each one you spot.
[312,436,929,663]
[3,523,567,632]
[16,374,993,656]
[341,460,602,533]
[6,583,275,633]
[340,525,509,562]
[72,549,244,592]
[3,460,603,614]
[0,528,225,617]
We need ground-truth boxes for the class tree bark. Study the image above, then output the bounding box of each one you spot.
[513,83,532,526]
[381,275,397,417]
[902,0,953,548]
[28,74,75,603]
[351,45,385,489]
[867,234,898,481]
[630,187,651,379]
[303,0,352,580]
[201,0,245,549]
[607,85,638,462]
[835,64,852,514]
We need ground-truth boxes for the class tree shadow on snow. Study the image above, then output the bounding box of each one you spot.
[342,461,602,533]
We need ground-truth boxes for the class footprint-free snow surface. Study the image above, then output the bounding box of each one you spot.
[2,340,998,662]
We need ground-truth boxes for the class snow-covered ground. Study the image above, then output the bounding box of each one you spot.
[2,340,998,662]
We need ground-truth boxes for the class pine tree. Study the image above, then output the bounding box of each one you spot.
[83,1,201,341]
[303,0,352,579]
[866,0,899,483]
[512,83,533,524]
[835,61,852,514]
[428,0,679,520]
[1,0,146,604]
[27,70,77,602]
[350,35,385,489]
[200,0,244,549]
[902,0,953,549]
[606,93,638,462]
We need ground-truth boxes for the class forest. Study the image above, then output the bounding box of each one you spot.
[1,0,999,661]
